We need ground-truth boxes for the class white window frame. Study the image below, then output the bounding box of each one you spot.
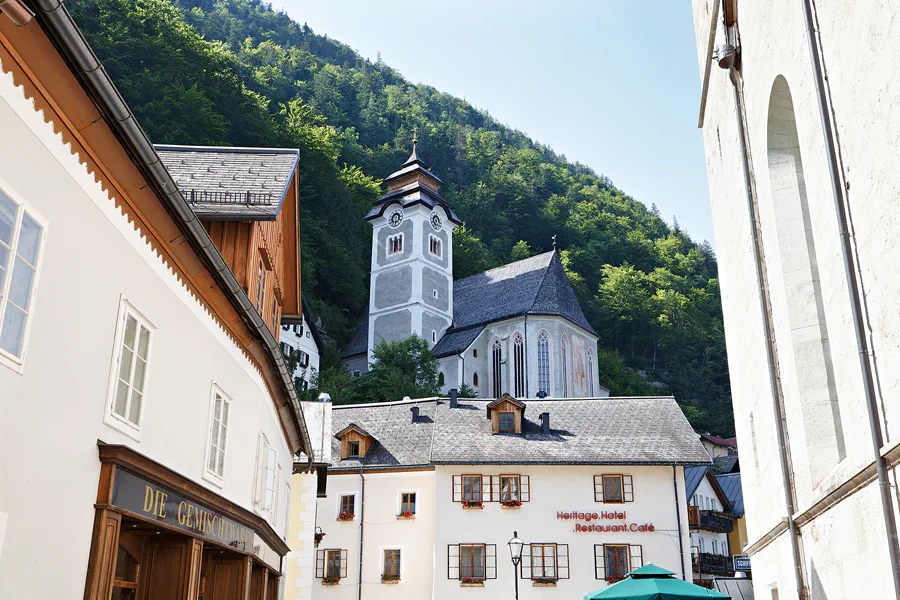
[397,488,419,516]
[380,545,404,580]
[254,432,275,511]
[202,383,232,487]
[0,181,48,374]
[102,296,156,441]
[335,491,360,520]
[428,234,442,258]
[387,233,404,256]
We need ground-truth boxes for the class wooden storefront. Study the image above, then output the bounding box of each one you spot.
[84,444,287,600]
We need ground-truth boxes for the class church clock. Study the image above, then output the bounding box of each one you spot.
[430,212,443,231]
[388,209,403,228]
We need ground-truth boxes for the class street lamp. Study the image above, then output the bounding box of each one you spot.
[508,531,524,600]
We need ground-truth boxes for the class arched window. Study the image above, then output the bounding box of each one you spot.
[561,335,569,398]
[766,75,845,484]
[473,372,479,388]
[587,349,595,396]
[537,331,551,397]
[492,338,503,398]
[513,334,525,397]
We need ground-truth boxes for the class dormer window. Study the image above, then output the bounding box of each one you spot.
[336,424,374,460]
[486,394,526,435]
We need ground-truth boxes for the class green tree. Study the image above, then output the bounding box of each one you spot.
[510,240,532,261]
[338,336,440,405]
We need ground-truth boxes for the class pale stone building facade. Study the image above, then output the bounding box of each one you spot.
[690,1,900,598]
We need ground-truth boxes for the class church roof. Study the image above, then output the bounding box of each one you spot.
[155,145,299,220]
[364,181,462,224]
[341,251,596,359]
[326,396,711,471]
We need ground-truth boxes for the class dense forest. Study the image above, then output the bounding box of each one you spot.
[68,0,734,434]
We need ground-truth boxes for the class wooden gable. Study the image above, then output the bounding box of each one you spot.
[487,394,526,435]
[335,424,374,460]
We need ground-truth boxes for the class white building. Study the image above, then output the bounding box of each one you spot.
[297,393,710,599]
[684,467,735,583]
[341,146,608,399]
[281,300,324,392]
[690,0,900,598]
[0,4,314,598]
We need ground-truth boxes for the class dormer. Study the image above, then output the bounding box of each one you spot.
[486,394,526,435]
[336,424,374,460]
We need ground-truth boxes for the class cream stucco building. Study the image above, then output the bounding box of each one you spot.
[286,393,711,599]
[690,1,900,598]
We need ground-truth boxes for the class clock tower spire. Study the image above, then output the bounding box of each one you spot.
[363,137,461,364]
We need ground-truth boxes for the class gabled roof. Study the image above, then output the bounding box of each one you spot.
[486,394,526,417]
[450,250,596,335]
[155,145,299,220]
[685,465,732,512]
[699,432,738,448]
[326,396,710,472]
[716,472,745,517]
[334,423,373,440]
[430,325,483,359]
[713,454,740,474]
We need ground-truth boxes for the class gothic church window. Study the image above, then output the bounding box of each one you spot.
[537,331,551,396]
[492,339,503,398]
[513,334,525,397]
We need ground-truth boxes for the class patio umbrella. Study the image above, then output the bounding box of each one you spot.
[583,564,730,600]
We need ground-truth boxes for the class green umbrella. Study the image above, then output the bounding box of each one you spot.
[583,564,730,600]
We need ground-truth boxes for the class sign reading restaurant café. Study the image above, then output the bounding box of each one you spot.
[557,510,655,533]
[111,468,254,552]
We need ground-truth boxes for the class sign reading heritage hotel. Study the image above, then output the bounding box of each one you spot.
[557,510,656,533]
[111,468,254,551]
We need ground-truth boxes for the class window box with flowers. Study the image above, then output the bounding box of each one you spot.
[462,500,483,510]
[533,578,558,588]
[381,574,400,585]
[397,511,415,520]
[500,500,522,509]
[460,577,485,588]
[337,512,354,521]
[322,576,340,586]
[607,576,625,585]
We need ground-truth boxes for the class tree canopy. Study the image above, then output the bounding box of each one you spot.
[68,0,734,434]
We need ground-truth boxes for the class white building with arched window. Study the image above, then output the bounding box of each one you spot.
[340,146,608,399]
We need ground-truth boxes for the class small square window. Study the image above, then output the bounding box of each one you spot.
[339,494,355,518]
[348,440,360,458]
[498,412,515,433]
[401,492,416,515]
[433,289,439,299]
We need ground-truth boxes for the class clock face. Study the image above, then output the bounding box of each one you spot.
[388,209,403,228]
[430,212,443,231]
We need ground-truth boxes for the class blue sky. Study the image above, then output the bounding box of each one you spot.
[269,0,714,246]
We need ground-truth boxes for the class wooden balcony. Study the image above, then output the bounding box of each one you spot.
[687,506,734,533]
[691,552,735,577]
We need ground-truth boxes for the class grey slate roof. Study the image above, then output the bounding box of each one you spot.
[364,182,462,224]
[155,145,299,220]
[713,454,740,474]
[685,465,708,499]
[327,396,710,471]
[342,251,596,359]
[716,472,745,517]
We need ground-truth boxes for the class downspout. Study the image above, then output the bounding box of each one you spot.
[799,1,900,592]
[726,64,808,599]
[672,465,686,581]
[357,467,365,600]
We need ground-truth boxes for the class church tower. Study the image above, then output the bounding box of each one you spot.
[364,136,461,364]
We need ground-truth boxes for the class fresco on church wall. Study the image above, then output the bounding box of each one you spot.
[572,334,588,396]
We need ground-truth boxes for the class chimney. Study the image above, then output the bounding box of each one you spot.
[449,388,458,408]
[541,412,550,435]
[411,406,420,423]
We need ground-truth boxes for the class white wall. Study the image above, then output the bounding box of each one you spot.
[0,57,293,597]
[689,0,900,597]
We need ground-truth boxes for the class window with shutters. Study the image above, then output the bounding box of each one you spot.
[513,334,525,397]
[594,544,642,581]
[447,544,497,580]
[520,543,569,580]
[454,475,530,503]
[316,549,348,581]
[203,385,231,485]
[0,188,46,371]
[537,331,551,396]
[500,475,520,502]
[593,474,634,503]
[104,298,155,438]
[463,475,482,502]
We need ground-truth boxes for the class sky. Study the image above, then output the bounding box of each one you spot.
[269,0,714,245]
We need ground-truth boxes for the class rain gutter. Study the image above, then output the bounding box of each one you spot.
[26,0,313,466]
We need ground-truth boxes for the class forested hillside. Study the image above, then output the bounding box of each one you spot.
[68,0,734,434]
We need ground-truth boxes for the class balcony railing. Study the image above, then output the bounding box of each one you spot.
[687,506,734,533]
[691,552,735,577]
[186,189,275,206]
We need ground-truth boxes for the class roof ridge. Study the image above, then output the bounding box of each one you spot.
[454,250,556,286]
[154,144,300,155]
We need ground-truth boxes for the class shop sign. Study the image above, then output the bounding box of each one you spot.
[734,556,751,571]
[556,511,655,533]
[111,468,254,552]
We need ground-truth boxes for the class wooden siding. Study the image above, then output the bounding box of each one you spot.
[489,399,523,434]
[339,430,372,459]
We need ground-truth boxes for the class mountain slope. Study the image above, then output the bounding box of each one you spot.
[68,0,734,434]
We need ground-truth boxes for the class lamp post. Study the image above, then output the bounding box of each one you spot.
[508,531,523,600]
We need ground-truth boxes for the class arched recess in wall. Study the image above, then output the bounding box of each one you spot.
[766,75,846,487]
